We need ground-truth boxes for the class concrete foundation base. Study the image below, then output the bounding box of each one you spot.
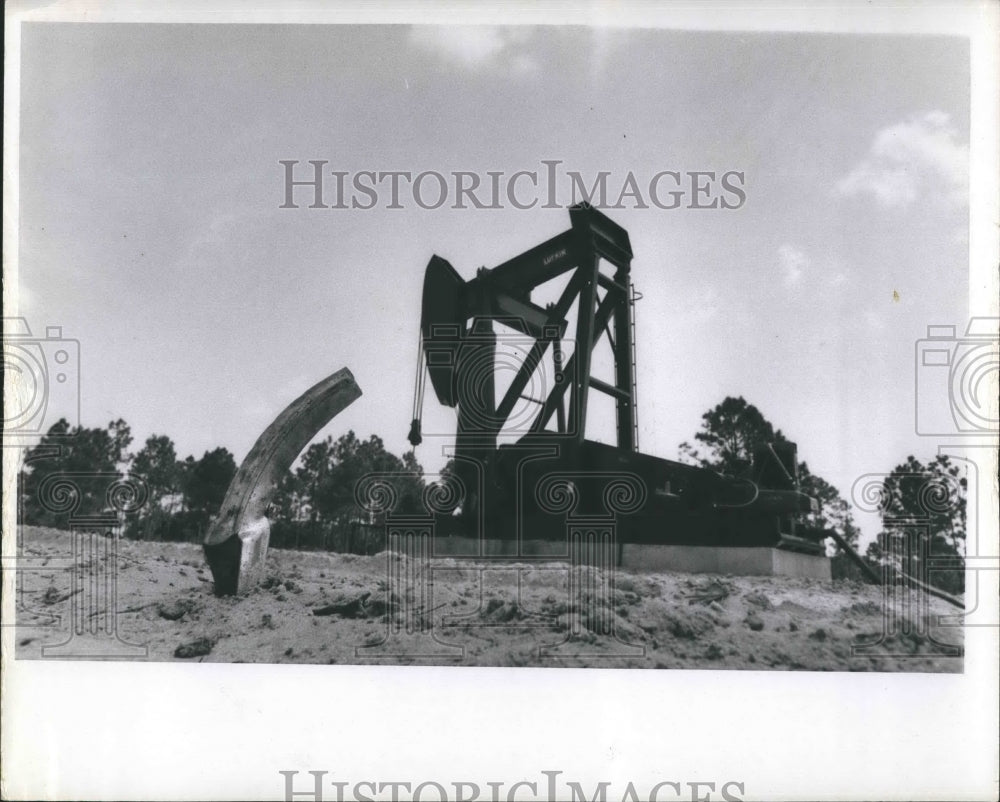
[432,537,570,558]
[430,537,830,580]
[619,544,831,580]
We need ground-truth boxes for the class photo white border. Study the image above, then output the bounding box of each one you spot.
[3,2,997,800]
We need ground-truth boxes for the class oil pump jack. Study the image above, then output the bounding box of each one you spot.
[204,204,825,596]
[407,204,826,554]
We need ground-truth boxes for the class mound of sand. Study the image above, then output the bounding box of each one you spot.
[13,527,962,671]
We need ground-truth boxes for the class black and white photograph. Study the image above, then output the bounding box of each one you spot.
[3,2,998,801]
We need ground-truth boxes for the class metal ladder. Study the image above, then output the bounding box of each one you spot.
[629,285,642,451]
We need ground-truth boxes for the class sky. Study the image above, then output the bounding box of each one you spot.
[14,23,972,543]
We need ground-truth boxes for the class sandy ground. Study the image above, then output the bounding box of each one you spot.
[12,526,962,671]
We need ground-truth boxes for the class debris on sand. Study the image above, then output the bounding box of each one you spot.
[705,643,724,660]
[157,599,198,621]
[483,599,522,623]
[684,579,731,605]
[313,591,371,618]
[745,612,765,631]
[363,595,392,618]
[174,637,214,659]
[743,590,773,610]
[41,586,79,605]
[663,609,716,639]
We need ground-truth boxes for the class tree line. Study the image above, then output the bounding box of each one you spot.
[18,421,422,555]
[19,418,239,543]
[678,396,965,591]
[18,396,966,591]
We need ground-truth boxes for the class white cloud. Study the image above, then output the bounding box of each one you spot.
[408,26,536,72]
[778,243,808,286]
[834,111,968,209]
